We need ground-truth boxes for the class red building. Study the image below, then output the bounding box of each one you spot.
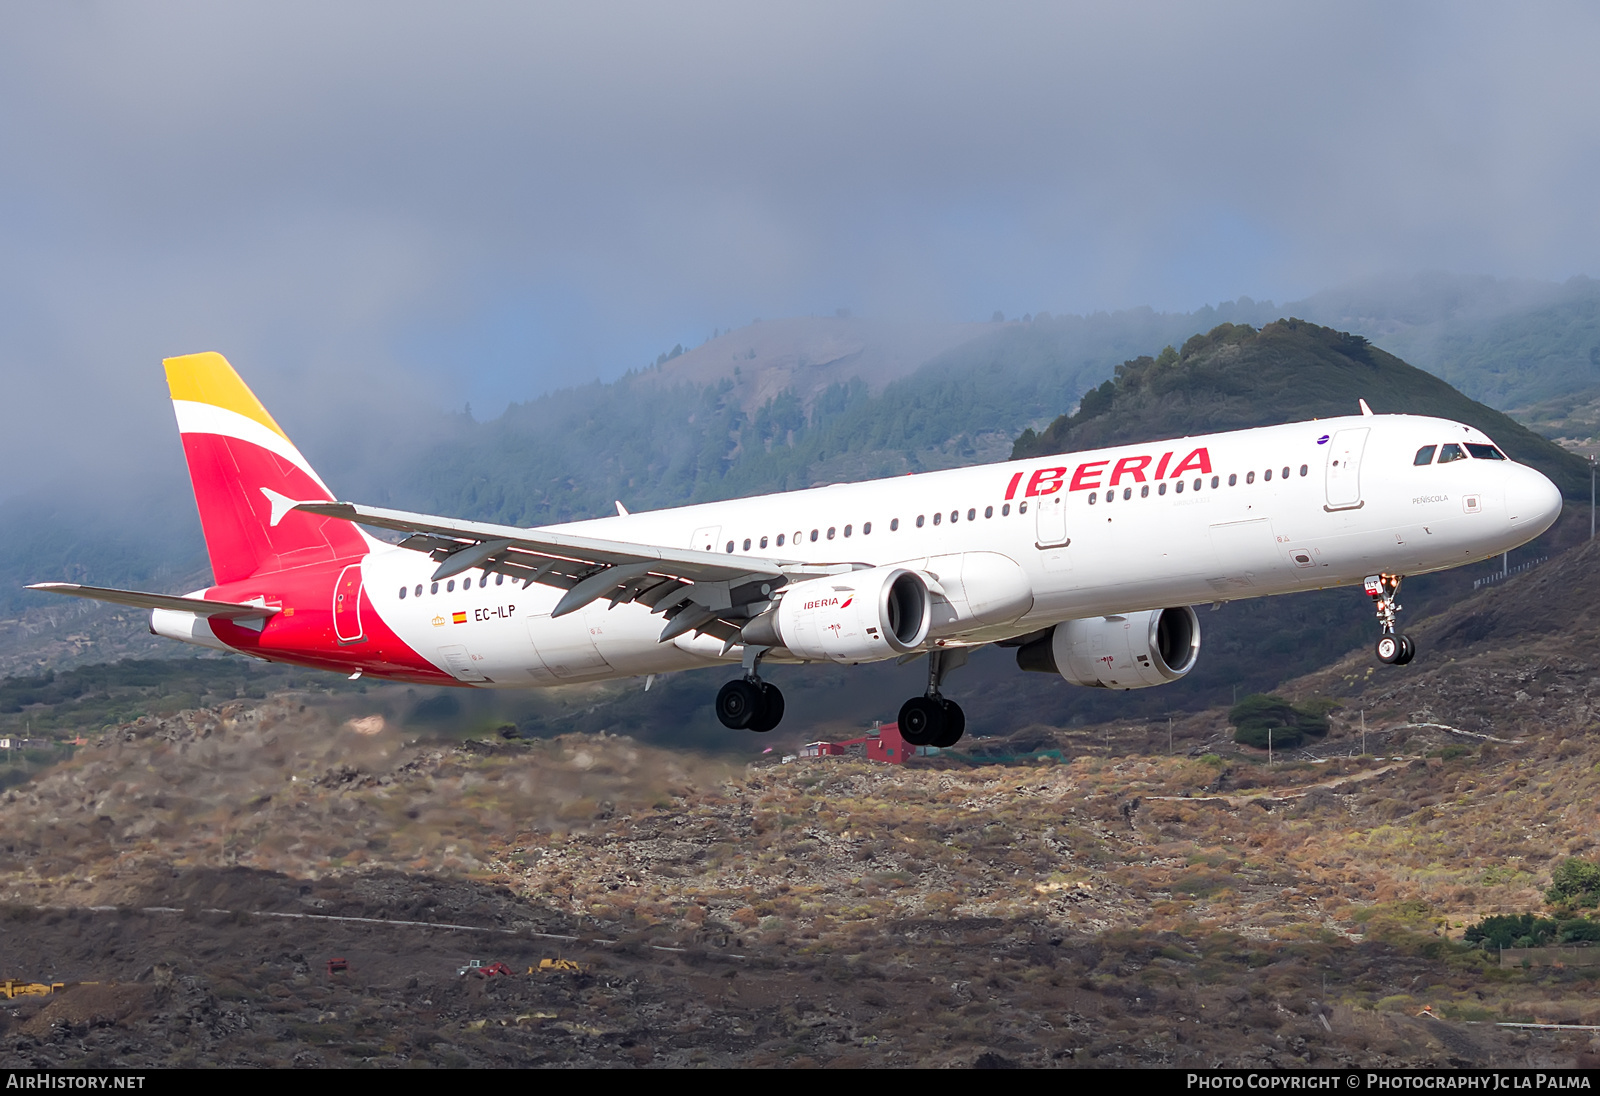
[799,721,916,764]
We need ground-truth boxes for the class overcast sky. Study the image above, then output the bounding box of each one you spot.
[4,1,1600,499]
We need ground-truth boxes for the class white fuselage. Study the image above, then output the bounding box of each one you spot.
[355,413,1563,687]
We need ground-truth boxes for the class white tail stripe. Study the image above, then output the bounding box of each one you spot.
[171,400,334,496]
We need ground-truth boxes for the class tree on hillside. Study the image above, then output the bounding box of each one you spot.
[1546,858,1600,911]
[1226,693,1331,750]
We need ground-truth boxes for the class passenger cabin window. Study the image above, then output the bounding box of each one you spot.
[1263,469,1272,482]
[843,524,852,537]
[398,586,407,599]
[760,536,768,548]
[726,541,735,553]
[827,527,836,540]
[1246,471,1255,484]
[1228,473,1237,486]
[864,522,872,534]
[496,574,504,585]
[933,513,942,525]
[967,508,976,521]
[1019,501,1028,513]
[743,538,751,551]
[1438,443,1466,464]
[1281,466,1290,479]
[890,518,899,530]
[1414,446,1436,465]
[415,585,423,597]
[1140,485,1149,497]
[447,580,456,592]
[1174,480,1184,494]
[1088,492,1098,504]
[1210,476,1219,489]
[1001,504,1010,516]
[916,515,925,527]
[431,582,439,594]
[777,534,786,546]
[984,506,993,518]
[810,529,819,542]
[1466,444,1506,460]
[1158,483,1167,495]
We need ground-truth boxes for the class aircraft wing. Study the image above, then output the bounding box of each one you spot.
[25,583,280,620]
[294,500,856,644]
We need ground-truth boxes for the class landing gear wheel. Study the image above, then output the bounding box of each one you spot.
[1375,634,1402,665]
[932,699,966,748]
[747,683,785,733]
[898,695,946,747]
[1366,573,1411,668]
[715,679,763,729]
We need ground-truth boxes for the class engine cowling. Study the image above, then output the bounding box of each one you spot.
[742,566,931,663]
[1017,607,1200,689]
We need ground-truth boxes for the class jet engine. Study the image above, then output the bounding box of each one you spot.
[1016,607,1200,689]
[741,566,931,663]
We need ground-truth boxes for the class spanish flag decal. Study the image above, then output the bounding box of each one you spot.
[452,611,467,624]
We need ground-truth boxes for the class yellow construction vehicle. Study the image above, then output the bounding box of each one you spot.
[530,959,583,974]
[2,981,64,999]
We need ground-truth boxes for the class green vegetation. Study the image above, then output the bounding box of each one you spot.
[1463,912,1600,949]
[1427,282,1600,408]
[1011,319,1590,499]
[1545,857,1600,912]
[402,311,1226,530]
[1227,693,1333,750]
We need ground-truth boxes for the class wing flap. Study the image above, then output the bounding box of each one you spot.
[296,500,857,627]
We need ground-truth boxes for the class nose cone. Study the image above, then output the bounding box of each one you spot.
[1507,464,1563,538]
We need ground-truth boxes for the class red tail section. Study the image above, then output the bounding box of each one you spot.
[164,352,369,584]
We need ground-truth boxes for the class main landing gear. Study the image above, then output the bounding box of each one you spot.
[715,646,785,733]
[1366,573,1416,666]
[897,648,967,749]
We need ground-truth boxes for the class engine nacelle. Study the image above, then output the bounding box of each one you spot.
[742,566,931,663]
[1017,607,1200,689]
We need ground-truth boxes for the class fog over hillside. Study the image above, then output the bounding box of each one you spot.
[9,272,1599,628]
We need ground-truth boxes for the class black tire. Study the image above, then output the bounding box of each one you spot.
[747,683,785,733]
[716,679,763,729]
[932,699,965,748]
[1375,634,1402,665]
[1394,635,1416,666]
[898,696,945,747]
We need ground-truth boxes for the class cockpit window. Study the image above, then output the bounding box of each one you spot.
[1413,445,1436,466]
[1437,443,1466,464]
[1465,443,1506,460]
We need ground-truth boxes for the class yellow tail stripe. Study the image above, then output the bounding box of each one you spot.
[163,352,290,443]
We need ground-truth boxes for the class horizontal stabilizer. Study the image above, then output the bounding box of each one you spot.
[26,582,280,620]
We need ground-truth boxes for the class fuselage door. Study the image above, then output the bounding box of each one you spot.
[690,526,722,553]
[1324,428,1370,511]
[1034,494,1070,548]
[333,562,366,644]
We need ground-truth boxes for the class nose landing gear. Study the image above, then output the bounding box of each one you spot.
[1366,573,1415,666]
[715,646,785,732]
[897,648,968,749]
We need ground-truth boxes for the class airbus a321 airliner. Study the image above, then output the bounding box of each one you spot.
[31,353,1563,747]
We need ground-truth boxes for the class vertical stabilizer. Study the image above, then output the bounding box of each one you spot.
[164,352,368,583]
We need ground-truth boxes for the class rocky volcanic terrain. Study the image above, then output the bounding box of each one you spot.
[4,541,1600,1068]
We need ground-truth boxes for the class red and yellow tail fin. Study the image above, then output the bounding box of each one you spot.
[165,352,368,584]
